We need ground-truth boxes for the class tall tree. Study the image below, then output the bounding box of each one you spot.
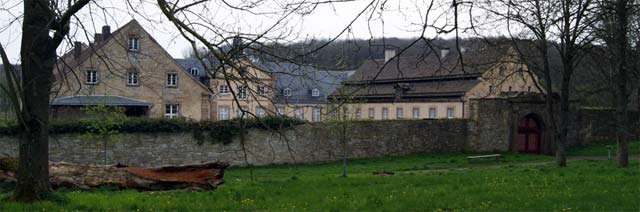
[553,0,596,167]
[594,0,638,167]
[0,0,91,201]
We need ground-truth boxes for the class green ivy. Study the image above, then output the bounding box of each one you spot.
[0,116,303,145]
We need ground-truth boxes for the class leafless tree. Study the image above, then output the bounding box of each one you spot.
[0,0,467,201]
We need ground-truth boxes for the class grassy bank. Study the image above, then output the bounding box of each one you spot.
[1,150,638,211]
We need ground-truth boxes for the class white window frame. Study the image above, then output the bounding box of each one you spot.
[238,86,248,100]
[355,108,362,119]
[219,85,229,94]
[127,71,139,86]
[166,73,177,87]
[219,106,229,120]
[447,107,455,119]
[412,107,420,119]
[311,88,320,97]
[277,107,285,116]
[396,108,404,119]
[189,67,199,76]
[256,107,266,117]
[128,37,139,51]
[294,108,303,120]
[368,108,375,119]
[429,108,437,119]
[165,104,179,119]
[382,107,389,120]
[312,107,321,122]
[86,70,98,84]
[283,88,292,97]
[257,84,266,96]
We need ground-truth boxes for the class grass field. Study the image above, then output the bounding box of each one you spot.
[1,145,638,211]
[568,140,640,156]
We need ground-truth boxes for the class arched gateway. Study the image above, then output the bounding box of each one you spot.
[517,114,543,154]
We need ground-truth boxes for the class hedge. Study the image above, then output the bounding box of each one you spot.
[0,116,303,145]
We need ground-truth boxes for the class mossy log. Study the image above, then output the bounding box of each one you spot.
[0,157,228,191]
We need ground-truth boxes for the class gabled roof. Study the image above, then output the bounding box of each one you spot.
[57,20,211,92]
[334,41,513,100]
[51,95,153,106]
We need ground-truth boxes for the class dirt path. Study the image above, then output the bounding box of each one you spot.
[399,154,640,174]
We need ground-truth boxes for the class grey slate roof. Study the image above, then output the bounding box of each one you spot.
[174,58,355,104]
[174,58,219,78]
[51,95,153,106]
[256,62,355,104]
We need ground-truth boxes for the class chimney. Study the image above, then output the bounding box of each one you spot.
[101,25,111,40]
[384,48,396,62]
[94,33,102,44]
[73,41,82,58]
[232,36,242,48]
[440,48,450,59]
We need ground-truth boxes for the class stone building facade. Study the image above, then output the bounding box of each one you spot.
[52,20,214,120]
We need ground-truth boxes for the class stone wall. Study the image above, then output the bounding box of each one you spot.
[0,119,469,167]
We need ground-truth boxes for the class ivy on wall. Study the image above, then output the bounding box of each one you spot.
[0,116,303,145]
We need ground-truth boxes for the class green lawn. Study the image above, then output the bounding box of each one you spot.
[1,149,638,211]
[568,140,640,156]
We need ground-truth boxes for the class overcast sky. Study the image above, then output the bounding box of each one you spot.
[0,0,473,63]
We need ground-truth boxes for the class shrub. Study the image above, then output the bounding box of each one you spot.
[0,116,304,145]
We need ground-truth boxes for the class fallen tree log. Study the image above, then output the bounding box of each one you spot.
[0,157,228,191]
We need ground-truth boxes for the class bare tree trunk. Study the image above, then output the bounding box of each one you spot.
[614,0,629,168]
[15,0,58,200]
[557,63,572,167]
[538,39,561,165]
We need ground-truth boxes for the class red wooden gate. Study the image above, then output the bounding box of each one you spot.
[517,116,541,154]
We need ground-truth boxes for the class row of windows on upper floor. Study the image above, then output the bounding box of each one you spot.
[84,70,178,87]
[85,68,322,99]
[164,102,457,122]
[216,85,322,98]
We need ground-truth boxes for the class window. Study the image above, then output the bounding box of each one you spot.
[528,86,532,92]
[412,108,420,119]
[355,108,362,119]
[294,108,303,120]
[277,107,285,115]
[238,86,247,100]
[256,107,266,117]
[311,88,320,97]
[128,37,139,51]
[284,88,292,97]
[368,108,375,119]
[428,108,437,118]
[219,106,229,120]
[189,68,199,76]
[166,73,177,87]
[165,104,179,119]
[219,85,229,94]
[86,70,98,84]
[312,107,321,122]
[489,85,493,93]
[447,107,455,118]
[396,108,404,119]
[382,108,389,119]
[257,84,266,96]
[508,86,512,92]
[127,71,139,86]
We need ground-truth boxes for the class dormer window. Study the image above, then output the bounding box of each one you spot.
[257,84,266,96]
[128,37,139,51]
[189,67,199,76]
[284,88,292,97]
[311,88,320,97]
